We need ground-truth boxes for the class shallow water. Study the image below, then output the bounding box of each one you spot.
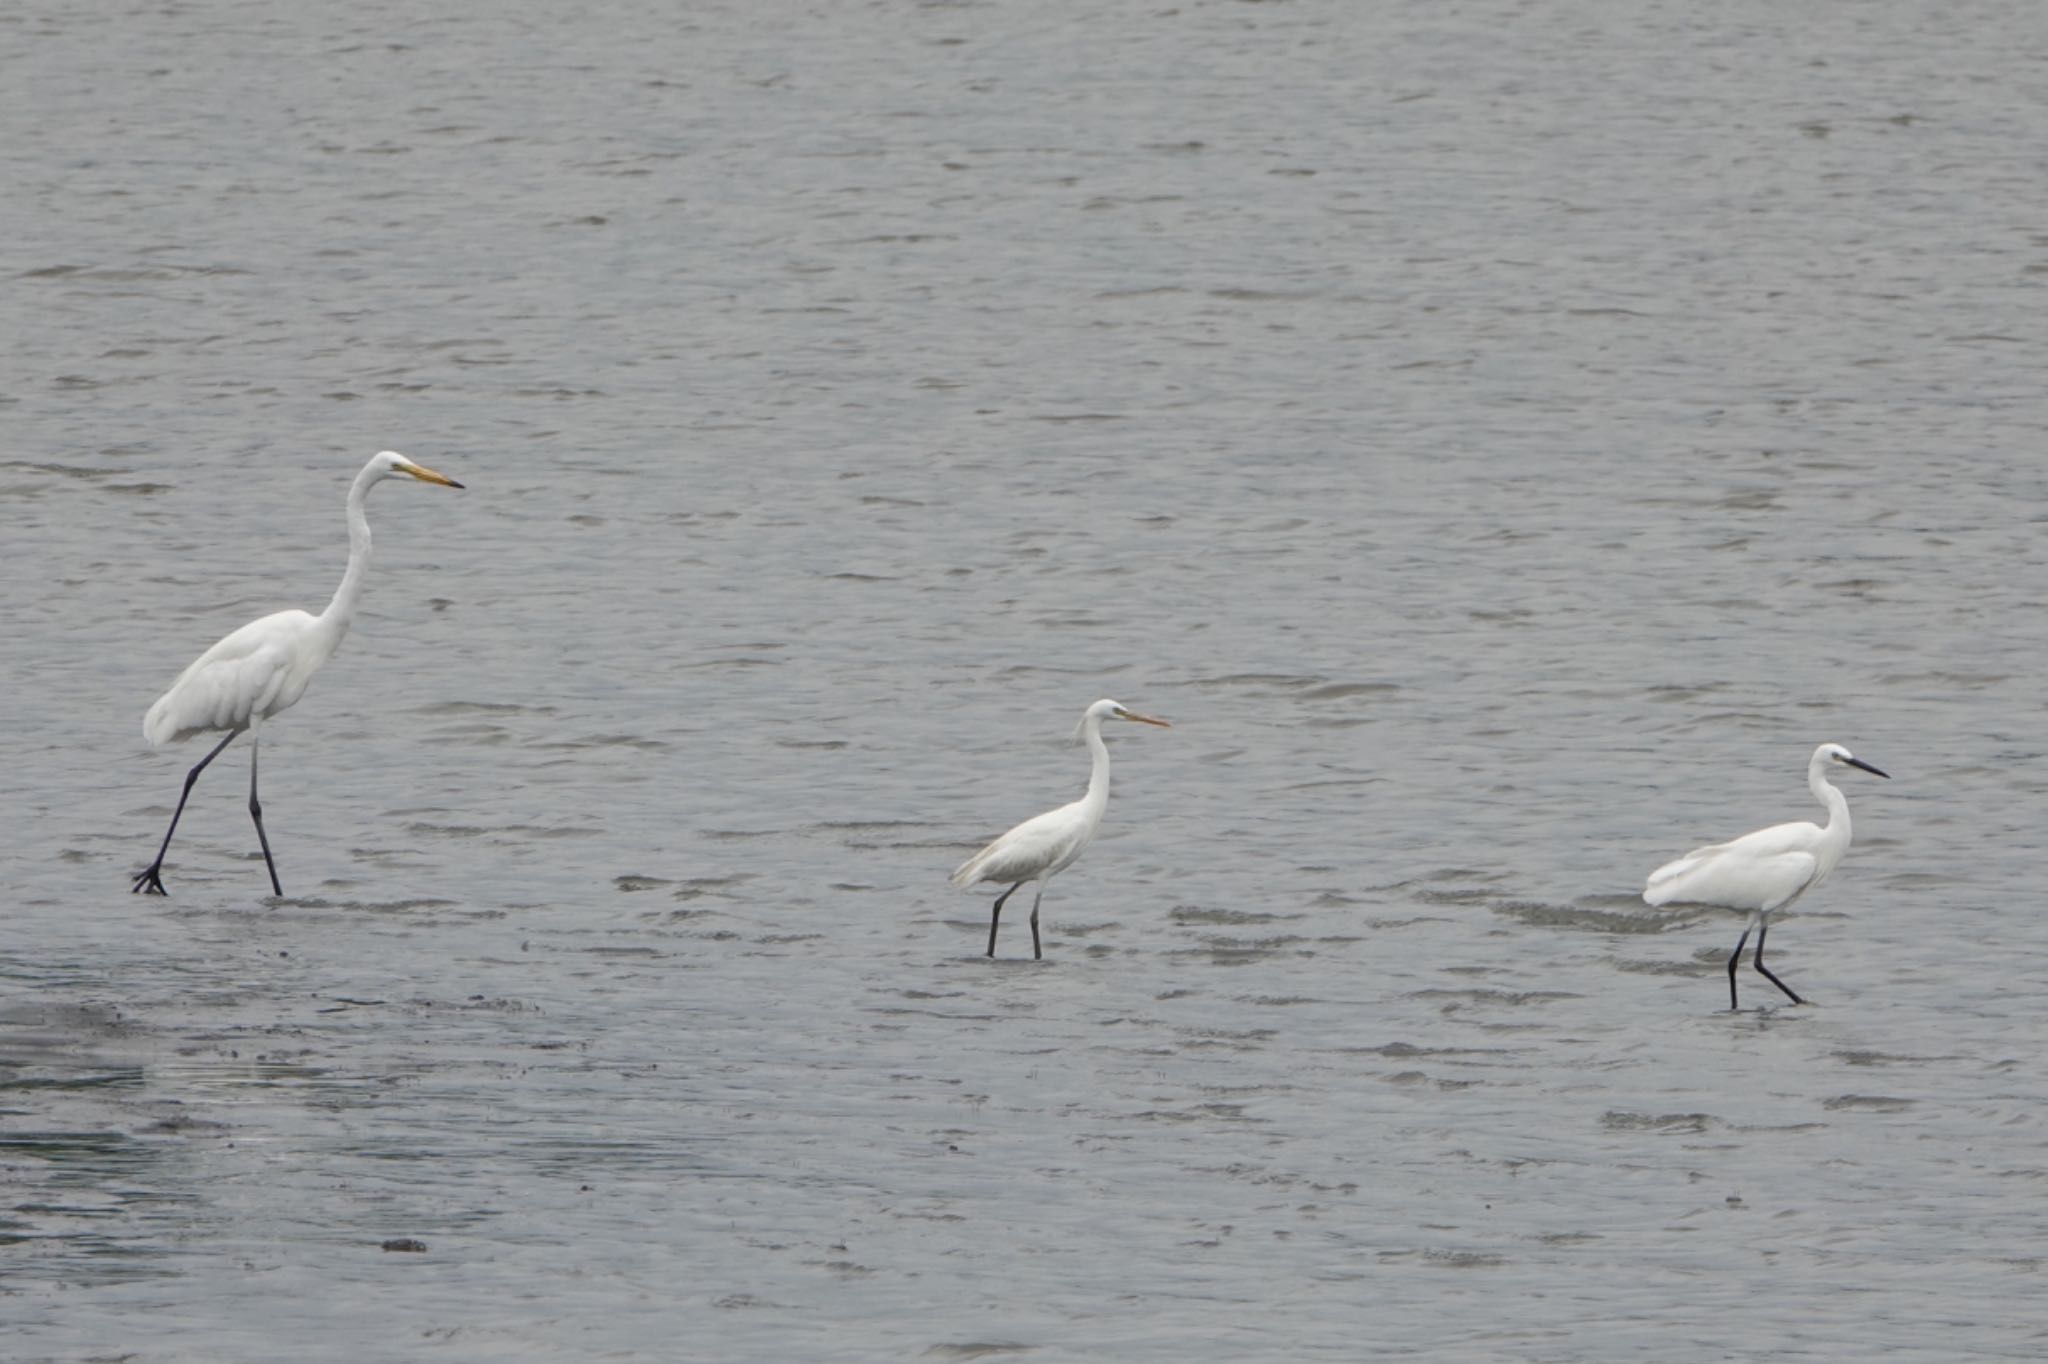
[4,1,2047,1359]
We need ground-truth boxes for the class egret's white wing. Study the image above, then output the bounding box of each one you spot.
[1645,819,1825,896]
[1645,841,1820,913]
[143,610,313,745]
[951,800,1091,888]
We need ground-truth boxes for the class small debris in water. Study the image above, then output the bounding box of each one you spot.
[381,1238,428,1253]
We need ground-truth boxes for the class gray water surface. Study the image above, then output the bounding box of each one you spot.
[4,2,2047,1360]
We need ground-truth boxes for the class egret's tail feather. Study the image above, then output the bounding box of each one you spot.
[1643,853,1708,905]
[143,692,175,748]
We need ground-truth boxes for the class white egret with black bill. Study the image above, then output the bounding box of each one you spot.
[1644,742,1889,1010]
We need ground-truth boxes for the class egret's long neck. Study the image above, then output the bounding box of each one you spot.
[1809,758,1852,860]
[1081,716,1112,813]
[314,465,377,650]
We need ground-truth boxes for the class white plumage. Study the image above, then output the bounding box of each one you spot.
[132,451,464,896]
[951,698,1171,960]
[1644,741,1889,1009]
[144,609,325,747]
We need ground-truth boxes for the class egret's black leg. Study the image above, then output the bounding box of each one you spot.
[248,733,283,897]
[987,882,1022,957]
[1726,926,1751,1012]
[1029,885,1045,961]
[1752,922,1803,1005]
[133,729,240,895]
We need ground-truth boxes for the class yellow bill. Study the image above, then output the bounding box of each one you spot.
[400,459,465,489]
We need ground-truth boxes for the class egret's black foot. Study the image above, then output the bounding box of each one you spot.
[132,866,168,896]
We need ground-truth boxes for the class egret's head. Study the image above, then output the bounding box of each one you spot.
[373,450,465,489]
[1820,742,1889,780]
[1075,698,1172,740]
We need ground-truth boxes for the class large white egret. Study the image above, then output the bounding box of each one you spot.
[950,698,1171,960]
[132,451,465,896]
[1643,742,1889,1010]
